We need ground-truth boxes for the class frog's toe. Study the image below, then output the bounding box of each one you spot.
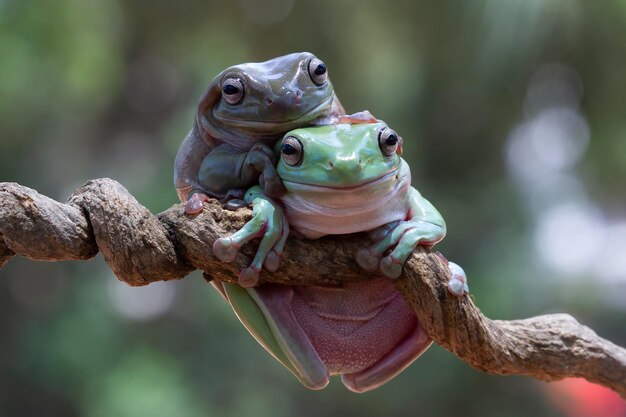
[263,250,281,272]
[239,266,261,288]
[379,256,403,279]
[213,238,239,262]
[368,221,401,242]
[184,193,210,214]
[337,110,378,124]
[224,199,248,211]
[262,212,289,272]
[447,278,465,298]
[356,248,380,272]
[446,261,469,298]
[261,174,287,198]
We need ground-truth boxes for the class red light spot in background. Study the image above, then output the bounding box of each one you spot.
[545,378,626,417]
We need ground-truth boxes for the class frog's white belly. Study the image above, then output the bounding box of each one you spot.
[281,163,412,238]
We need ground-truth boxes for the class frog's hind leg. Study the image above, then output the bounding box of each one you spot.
[341,320,432,393]
[223,283,329,390]
[222,284,300,377]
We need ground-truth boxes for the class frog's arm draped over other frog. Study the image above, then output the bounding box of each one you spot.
[212,122,469,393]
[173,52,345,211]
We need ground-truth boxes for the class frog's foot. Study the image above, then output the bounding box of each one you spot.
[244,144,287,199]
[217,189,249,211]
[357,221,443,279]
[367,221,401,242]
[261,209,289,273]
[184,192,211,215]
[213,199,288,288]
[338,110,378,125]
[446,261,469,298]
[224,199,248,211]
[259,171,287,199]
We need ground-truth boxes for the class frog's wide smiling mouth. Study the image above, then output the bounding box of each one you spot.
[214,94,338,127]
[282,167,402,192]
[279,162,412,239]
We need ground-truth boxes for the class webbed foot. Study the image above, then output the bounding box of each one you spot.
[213,190,289,288]
[446,261,469,298]
[245,144,287,198]
[356,220,443,279]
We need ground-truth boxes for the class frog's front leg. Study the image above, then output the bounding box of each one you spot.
[194,143,286,211]
[213,186,289,288]
[356,187,446,279]
[174,129,211,204]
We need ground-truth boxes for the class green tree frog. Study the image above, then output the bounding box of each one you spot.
[174,52,345,213]
[211,122,469,392]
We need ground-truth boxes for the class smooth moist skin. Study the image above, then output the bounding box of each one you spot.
[281,160,411,238]
[214,122,448,393]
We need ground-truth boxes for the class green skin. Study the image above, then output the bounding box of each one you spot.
[212,122,469,392]
[214,122,448,284]
[173,52,345,212]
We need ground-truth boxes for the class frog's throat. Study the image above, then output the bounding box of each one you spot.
[203,94,341,150]
[280,161,412,238]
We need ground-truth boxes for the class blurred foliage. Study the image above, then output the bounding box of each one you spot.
[1,1,625,416]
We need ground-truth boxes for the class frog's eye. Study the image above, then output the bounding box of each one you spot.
[280,136,303,166]
[307,57,328,86]
[378,127,401,157]
[221,77,245,105]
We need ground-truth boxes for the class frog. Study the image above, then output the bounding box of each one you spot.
[211,121,469,392]
[174,52,346,213]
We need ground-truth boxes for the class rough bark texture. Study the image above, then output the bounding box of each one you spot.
[1,179,625,397]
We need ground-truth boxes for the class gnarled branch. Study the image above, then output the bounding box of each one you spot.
[1,179,625,397]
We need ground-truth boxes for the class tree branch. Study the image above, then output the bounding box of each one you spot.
[1,179,625,397]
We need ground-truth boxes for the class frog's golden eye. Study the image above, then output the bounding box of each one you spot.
[307,57,328,86]
[378,127,401,157]
[281,136,303,166]
[221,77,245,105]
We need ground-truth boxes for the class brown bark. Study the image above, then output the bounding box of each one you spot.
[1,178,625,397]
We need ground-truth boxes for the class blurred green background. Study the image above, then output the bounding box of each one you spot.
[1,0,625,416]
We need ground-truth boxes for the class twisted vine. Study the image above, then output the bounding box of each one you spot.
[1,179,625,397]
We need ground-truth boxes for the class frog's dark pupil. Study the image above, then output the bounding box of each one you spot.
[282,144,296,155]
[386,135,398,146]
[314,64,327,76]
[222,84,239,95]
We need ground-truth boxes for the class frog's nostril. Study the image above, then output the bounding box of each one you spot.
[328,161,334,168]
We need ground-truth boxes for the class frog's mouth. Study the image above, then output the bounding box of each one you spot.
[280,163,412,239]
[214,278,432,393]
[213,94,342,133]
